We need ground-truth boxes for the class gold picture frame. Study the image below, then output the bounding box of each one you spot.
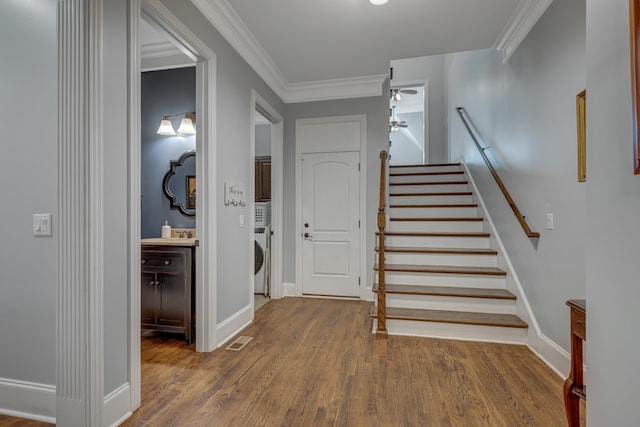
[630,0,640,173]
[576,90,586,182]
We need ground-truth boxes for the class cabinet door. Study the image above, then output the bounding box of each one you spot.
[260,159,271,200]
[156,272,186,328]
[141,272,157,325]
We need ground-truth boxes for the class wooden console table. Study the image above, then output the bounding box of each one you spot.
[563,299,586,427]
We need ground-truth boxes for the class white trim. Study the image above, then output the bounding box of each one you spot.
[295,115,368,299]
[250,90,285,300]
[141,40,182,59]
[283,75,387,103]
[191,0,286,96]
[0,378,55,423]
[493,0,554,63]
[103,383,132,427]
[190,0,386,103]
[528,334,571,379]
[216,305,253,347]
[57,0,104,424]
[283,282,297,297]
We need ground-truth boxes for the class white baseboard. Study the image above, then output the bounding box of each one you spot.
[104,382,132,427]
[527,333,570,379]
[283,281,297,297]
[0,377,55,423]
[216,304,253,348]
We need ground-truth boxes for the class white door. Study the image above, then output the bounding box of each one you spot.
[302,151,360,297]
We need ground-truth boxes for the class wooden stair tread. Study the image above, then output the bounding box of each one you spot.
[390,181,468,186]
[390,204,478,208]
[372,283,516,300]
[390,171,464,177]
[378,231,490,238]
[390,192,472,197]
[376,246,497,255]
[369,306,528,329]
[390,217,483,222]
[375,264,506,276]
[390,163,461,168]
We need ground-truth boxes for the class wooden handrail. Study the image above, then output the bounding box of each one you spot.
[456,107,540,239]
[376,150,388,335]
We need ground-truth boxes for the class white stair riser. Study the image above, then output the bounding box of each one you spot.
[390,183,469,194]
[389,206,478,218]
[383,294,515,314]
[384,235,490,249]
[389,165,461,174]
[390,220,484,233]
[372,319,528,344]
[390,173,465,184]
[389,194,473,204]
[383,252,497,267]
[380,271,506,288]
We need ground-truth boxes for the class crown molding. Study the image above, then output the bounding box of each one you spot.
[493,0,554,63]
[141,40,182,58]
[191,0,386,103]
[283,74,387,104]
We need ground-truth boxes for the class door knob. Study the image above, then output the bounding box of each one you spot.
[304,223,309,228]
[304,232,313,238]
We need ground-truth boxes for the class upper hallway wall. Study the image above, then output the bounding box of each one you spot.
[445,0,586,351]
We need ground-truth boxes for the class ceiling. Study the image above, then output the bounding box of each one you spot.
[223,0,521,84]
[144,0,553,102]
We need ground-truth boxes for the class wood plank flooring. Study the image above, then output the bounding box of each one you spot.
[1,297,585,426]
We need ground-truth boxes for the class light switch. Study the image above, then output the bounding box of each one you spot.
[239,214,245,228]
[33,214,52,236]
[546,213,554,230]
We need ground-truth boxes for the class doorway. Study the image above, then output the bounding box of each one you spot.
[129,0,218,411]
[389,84,427,165]
[250,91,283,314]
[295,115,367,299]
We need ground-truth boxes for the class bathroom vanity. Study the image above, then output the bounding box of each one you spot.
[141,237,196,344]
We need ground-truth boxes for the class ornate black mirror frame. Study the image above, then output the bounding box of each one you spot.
[162,150,196,217]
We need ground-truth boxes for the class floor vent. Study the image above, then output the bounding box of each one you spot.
[225,336,253,351]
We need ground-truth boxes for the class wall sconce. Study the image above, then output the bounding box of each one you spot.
[157,112,196,135]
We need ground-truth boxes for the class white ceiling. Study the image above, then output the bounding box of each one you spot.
[143,0,553,102]
[224,0,521,84]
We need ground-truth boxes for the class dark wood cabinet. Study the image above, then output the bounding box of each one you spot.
[255,157,271,201]
[141,245,195,344]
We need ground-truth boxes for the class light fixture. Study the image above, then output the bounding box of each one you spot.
[390,89,402,101]
[370,0,389,5]
[156,112,196,136]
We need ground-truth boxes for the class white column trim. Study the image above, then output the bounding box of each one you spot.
[57,0,104,425]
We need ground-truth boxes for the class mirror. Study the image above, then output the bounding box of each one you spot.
[162,150,196,217]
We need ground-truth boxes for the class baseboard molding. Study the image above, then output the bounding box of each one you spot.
[103,382,132,427]
[527,333,570,379]
[0,377,55,423]
[283,281,297,297]
[216,303,252,348]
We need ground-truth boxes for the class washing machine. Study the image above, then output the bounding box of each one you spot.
[254,224,270,296]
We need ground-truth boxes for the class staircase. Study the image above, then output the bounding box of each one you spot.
[371,162,528,343]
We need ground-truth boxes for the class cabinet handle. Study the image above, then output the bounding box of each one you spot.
[164,260,171,266]
[155,281,160,286]
[149,280,155,285]
[141,259,147,264]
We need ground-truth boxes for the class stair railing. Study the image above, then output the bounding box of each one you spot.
[377,150,388,335]
[456,107,540,239]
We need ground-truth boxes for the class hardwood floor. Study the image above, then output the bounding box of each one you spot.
[1,297,585,426]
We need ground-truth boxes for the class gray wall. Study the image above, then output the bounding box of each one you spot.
[585,0,640,423]
[255,124,271,157]
[160,0,285,321]
[445,0,586,352]
[391,55,446,163]
[390,111,425,164]
[0,0,58,388]
[283,86,389,289]
[141,67,197,238]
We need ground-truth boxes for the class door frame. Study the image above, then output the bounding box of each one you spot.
[128,0,218,410]
[249,91,284,310]
[295,115,368,299]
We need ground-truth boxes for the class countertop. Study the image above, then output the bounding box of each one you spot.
[141,238,198,247]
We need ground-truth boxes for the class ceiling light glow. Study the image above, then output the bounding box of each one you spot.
[369,0,389,5]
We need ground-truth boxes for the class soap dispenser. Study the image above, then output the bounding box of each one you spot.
[161,220,171,238]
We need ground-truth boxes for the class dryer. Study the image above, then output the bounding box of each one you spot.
[254,225,270,296]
